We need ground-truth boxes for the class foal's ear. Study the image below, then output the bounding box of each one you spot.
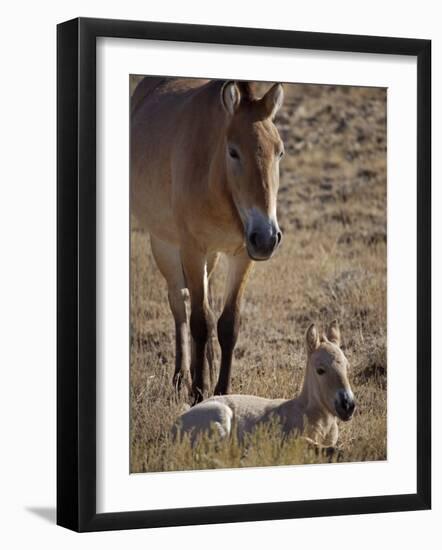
[306,323,320,354]
[221,81,241,116]
[326,320,341,347]
[261,83,284,120]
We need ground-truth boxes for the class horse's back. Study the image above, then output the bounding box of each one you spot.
[131,76,164,115]
[130,77,216,239]
[131,77,198,236]
[132,76,210,119]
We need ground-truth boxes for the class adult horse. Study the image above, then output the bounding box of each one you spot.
[131,78,285,401]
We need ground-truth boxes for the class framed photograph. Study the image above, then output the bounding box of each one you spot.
[57,17,431,532]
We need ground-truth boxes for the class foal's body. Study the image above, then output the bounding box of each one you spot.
[177,394,338,445]
[132,78,285,399]
[176,322,355,446]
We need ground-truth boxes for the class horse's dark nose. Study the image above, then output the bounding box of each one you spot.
[342,396,355,414]
[335,390,355,421]
[247,226,282,261]
[250,231,277,251]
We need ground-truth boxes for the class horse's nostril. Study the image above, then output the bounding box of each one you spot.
[249,232,259,249]
[248,229,279,256]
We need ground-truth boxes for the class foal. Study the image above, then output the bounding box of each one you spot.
[174,321,355,446]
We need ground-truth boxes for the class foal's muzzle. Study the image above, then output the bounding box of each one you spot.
[246,223,282,261]
[334,390,356,421]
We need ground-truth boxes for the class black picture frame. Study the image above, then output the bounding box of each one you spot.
[57,17,431,532]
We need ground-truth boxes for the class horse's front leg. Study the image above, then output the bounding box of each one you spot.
[214,251,253,395]
[150,235,191,393]
[181,244,216,403]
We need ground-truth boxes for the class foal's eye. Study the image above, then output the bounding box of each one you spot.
[278,149,285,159]
[316,367,326,376]
[229,147,240,160]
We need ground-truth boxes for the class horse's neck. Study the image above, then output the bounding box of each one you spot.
[196,83,232,191]
[205,108,241,224]
[278,365,336,439]
[208,127,229,191]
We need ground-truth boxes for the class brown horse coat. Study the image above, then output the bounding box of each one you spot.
[131,78,284,399]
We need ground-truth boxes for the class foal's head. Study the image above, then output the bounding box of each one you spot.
[305,321,355,421]
[220,81,284,261]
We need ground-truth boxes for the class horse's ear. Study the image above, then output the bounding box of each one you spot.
[221,81,241,116]
[261,83,284,120]
[306,323,320,354]
[327,320,341,347]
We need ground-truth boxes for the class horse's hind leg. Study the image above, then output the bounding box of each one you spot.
[150,235,191,393]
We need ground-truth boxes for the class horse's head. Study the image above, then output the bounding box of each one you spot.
[305,321,355,422]
[220,81,284,261]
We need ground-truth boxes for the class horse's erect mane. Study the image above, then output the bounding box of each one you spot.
[236,81,257,101]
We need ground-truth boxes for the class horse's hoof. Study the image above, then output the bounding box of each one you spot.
[190,386,205,406]
[214,385,230,396]
[172,371,192,395]
[172,374,182,392]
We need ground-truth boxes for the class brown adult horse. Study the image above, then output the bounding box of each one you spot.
[131,78,285,401]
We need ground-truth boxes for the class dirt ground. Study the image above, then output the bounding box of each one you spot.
[130,77,387,473]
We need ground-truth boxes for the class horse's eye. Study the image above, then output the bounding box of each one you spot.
[316,367,326,375]
[229,147,240,160]
[278,149,285,159]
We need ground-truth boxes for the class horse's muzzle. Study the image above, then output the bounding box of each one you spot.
[246,226,282,261]
[334,390,356,421]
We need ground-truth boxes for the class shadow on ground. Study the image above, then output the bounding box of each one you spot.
[26,506,56,524]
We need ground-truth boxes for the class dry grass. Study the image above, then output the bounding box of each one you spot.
[130,78,387,473]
